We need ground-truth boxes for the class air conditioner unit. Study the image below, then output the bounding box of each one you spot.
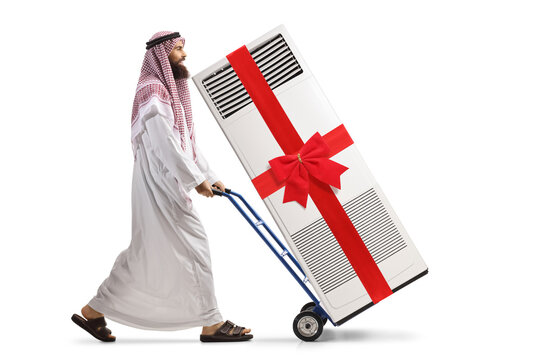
[192,24,428,325]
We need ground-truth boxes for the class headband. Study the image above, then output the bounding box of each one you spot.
[145,32,181,50]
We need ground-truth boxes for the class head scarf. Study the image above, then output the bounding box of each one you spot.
[131,31,197,160]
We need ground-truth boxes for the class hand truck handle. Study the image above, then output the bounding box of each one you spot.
[211,186,232,196]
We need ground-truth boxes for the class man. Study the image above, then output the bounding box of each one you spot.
[71,31,252,343]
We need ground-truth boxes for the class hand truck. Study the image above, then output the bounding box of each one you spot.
[212,187,334,341]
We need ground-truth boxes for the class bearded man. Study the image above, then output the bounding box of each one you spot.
[71,31,253,343]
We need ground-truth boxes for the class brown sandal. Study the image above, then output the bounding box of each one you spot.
[71,314,116,342]
[200,320,253,342]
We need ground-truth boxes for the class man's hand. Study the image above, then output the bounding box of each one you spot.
[212,180,226,192]
[195,180,214,198]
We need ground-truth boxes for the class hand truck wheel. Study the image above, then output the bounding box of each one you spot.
[300,302,328,325]
[293,310,324,341]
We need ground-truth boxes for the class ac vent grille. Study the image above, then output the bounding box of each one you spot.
[201,33,303,119]
[291,188,407,294]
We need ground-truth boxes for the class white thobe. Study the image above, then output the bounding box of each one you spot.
[88,95,223,330]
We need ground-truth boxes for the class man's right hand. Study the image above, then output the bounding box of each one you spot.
[195,180,214,198]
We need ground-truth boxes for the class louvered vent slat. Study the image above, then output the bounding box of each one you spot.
[202,34,303,119]
[291,188,408,294]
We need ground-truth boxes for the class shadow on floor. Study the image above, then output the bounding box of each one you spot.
[318,328,419,343]
[72,328,418,345]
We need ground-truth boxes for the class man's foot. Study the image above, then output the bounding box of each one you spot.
[201,320,251,336]
[77,304,116,341]
[200,320,253,342]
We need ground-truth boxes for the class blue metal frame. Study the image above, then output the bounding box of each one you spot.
[216,189,335,326]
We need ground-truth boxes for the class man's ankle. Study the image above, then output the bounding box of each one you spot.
[82,304,103,319]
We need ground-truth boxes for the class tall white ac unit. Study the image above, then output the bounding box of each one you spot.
[192,24,428,325]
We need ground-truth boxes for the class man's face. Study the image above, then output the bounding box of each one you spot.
[168,39,189,79]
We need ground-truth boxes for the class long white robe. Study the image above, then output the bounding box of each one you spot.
[88,95,223,330]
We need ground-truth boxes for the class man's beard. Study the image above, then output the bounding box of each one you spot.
[171,61,190,79]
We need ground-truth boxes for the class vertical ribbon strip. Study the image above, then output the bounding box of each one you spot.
[226,45,392,303]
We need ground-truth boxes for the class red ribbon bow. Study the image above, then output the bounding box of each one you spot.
[268,132,349,208]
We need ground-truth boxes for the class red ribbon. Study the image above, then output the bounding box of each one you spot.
[226,45,392,303]
[269,132,349,208]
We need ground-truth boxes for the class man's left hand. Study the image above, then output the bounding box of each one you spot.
[212,181,226,192]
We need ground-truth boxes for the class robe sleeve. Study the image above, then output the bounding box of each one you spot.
[142,99,207,193]
[193,128,220,185]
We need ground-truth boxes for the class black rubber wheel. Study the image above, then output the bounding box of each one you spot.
[300,302,328,325]
[300,302,316,312]
[293,311,324,341]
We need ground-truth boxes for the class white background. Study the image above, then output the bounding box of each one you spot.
[1,0,539,358]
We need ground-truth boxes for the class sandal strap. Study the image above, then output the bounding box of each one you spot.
[95,326,111,338]
[85,317,112,339]
[232,326,244,336]
[86,317,107,329]
[218,320,235,335]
